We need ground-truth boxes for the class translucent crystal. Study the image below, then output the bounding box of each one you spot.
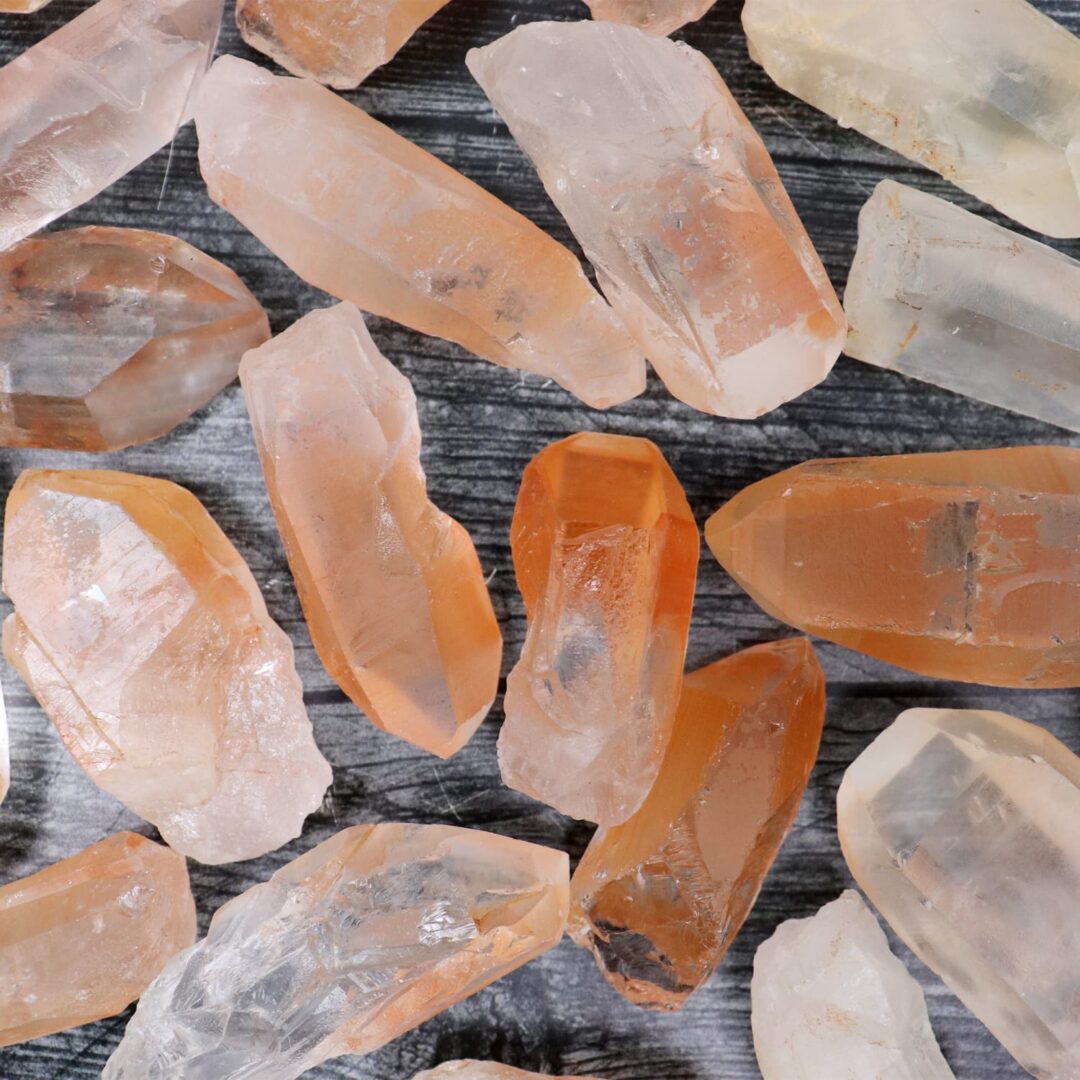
[583,0,716,36]
[0,0,54,11]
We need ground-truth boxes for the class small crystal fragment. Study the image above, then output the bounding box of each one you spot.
[499,433,699,826]
[0,0,53,11]
[195,56,644,410]
[742,0,1080,238]
[0,832,196,1049]
[0,227,270,451]
[705,447,1080,688]
[570,638,825,1008]
[416,1065,600,1080]
[838,708,1080,1079]
[3,469,331,864]
[241,303,502,758]
[467,22,845,418]
[104,824,570,1080]
[752,891,955,1080]
[0,0,224,251]
[584,0,716,36]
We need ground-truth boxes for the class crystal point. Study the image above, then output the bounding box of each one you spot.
[2,469,331,864]
[706,447,1080,688]
[104,824,569,1080]
[584,0,716,36]
[0,0,54,11]
[416,1065,600,1080]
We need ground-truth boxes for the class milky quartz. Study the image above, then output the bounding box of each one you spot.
[236,0,450,89]
[0,0,224,252]
[467,22,844,419]
[570,638,825,1008]
[2,470,331,864]
[416,1065,600,1080]
[500,433,698,826]
[839,709,1080,1079]
[742,0,1080,239]
[752,891,955,1080]
[104,824,570,1080]
[195,57,643,410]
[0,832,196,1048]
[706,447,1080,688]
[846,182,1080,433]
[584,0,716,36]
[0,227,269,451]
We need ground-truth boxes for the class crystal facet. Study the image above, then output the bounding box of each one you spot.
[467,22,845,419]
[838,708,1080,1080]
[416,1065,600,1080]
[0,227,270,451]
[742,0,1080,238]
[2,470,331,865]
[570,638,825,1008]
[0,832,196,1049]
[499,433,699,826]
[241,303,502,758]
[583,0,716,36]
[104,824,570,1080]
[705,447,1080,688]
[0,0,224,251]
[752,890,955,1080]
[195,56,644,410]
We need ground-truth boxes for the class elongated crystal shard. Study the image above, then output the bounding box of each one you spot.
[241,303,502,758]
[104,824,570,1080]
[0,0,224,251]
[467,22,845,419]
[195,56,644,410]
[2,470,331,864]
[838,709,1080,1079]
[416,1065,600,1080]
[584,0,716,36]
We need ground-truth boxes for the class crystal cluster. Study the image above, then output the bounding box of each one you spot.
[583,0,716,36]
[416,1065,599,1080]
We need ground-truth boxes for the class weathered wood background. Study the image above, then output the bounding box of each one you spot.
[1,1,1078,1077]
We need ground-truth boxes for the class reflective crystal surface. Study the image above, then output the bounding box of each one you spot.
[584,0,716,36]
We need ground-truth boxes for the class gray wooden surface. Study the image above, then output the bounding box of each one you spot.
[1,1,1079,1077]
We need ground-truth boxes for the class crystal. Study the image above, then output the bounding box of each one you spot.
[0,226,270,451]
[0,0,53,11]
[499,432,699,826]
[751,890,955,1080]
[466,22,845,419]
[705,446,1080,688]
[0,0,224,252]
[846,181,1080,433]
[103,823,570,1079]
[415,1065,599,1080]
[838,708,1080,1079]
[0,832,196,1049]
[583,0,716,36]
[2,469,332,865]
[235,0,450,90]
[742,0,1080,238]
[195,56,644,410]
[241,303,502,758]
[570,637,825,1008]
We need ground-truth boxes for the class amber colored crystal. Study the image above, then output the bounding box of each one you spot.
[570,638,825,1009]
[706,447,1080,688]
[0,0,53,10]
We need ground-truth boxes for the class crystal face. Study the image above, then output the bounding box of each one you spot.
[583,0,717,36]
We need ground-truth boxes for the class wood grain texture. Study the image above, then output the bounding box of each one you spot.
[1,1,1078,1077]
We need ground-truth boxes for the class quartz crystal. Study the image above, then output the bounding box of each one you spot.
[236,0,450,89]
[741,0,1080,238]
[752,890,955,1080]
[0,832,197,1048]
[416,1065,599,1080]
[0,0,224,252]
[3,470,331,865]
[838,708,1080,1079]
[104,824,570,1080]
[241,303,501,758]
[706,446,1080,688]
[467,22,845,419]
[195,57,644,410]
[583,0,716,36]
[570,638,825,1008]
[845,181,1080,433]
[0,227,270,451]
[499,433,699,826]
[0,0,54,11]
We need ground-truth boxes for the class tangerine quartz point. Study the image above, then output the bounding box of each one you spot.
[416,1065,601,1080]
[0,0,54,10]
[706,447,1080,688]
[241,303,502,759]
[584,0,718,36]
[2,469,332,865]
[0,832,196,1049]
[104,824,570,1079]
[499,433,699,826]
[570,637,825,1009]
[0,227,270,451]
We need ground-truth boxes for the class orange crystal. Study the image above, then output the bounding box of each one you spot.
[569,638,825,1009]
[706,447,1080,688]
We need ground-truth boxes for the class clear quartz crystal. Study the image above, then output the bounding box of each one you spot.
[583,0,717,36]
